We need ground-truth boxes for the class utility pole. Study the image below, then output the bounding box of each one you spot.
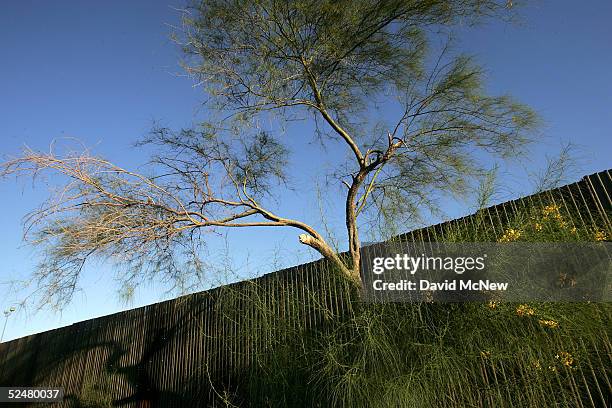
[0,307,16,343]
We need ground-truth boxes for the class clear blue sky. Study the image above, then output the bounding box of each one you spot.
[1,1,611,342]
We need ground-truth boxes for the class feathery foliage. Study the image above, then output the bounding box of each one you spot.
[2,0,538,307]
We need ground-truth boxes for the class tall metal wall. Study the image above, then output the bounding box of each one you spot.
[0,170,610,407]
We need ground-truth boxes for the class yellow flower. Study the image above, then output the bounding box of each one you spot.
[570,227,577,234]
[499,228,522,242]
[487,300,500,309]
[532,360,542,370]
[534,223,543,231]
[556,351,575,368]
[480,351,491,359]
[542,204,568,225]
[538,319,559,329]
[516,304,535,317]
[594,230,607,241]
[542,205,560,217]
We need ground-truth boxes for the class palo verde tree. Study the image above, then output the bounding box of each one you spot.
[2,0,538,308]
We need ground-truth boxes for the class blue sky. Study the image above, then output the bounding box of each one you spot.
[1,1,611,342]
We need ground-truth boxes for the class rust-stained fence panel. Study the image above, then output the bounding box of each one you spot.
[0,170,610,407]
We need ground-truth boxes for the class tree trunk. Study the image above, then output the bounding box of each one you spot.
[298,233,363,289]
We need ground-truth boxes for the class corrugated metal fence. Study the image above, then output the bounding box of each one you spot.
[0,170,610,407]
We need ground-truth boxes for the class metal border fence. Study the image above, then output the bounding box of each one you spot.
[0,170,610,407]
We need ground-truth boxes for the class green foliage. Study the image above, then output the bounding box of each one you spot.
[207,202,610,407]
[77,375,114,408]
[3,0,542,308]
[177,0,539,232]
[181,0,508,115]
[442,201,609,244]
